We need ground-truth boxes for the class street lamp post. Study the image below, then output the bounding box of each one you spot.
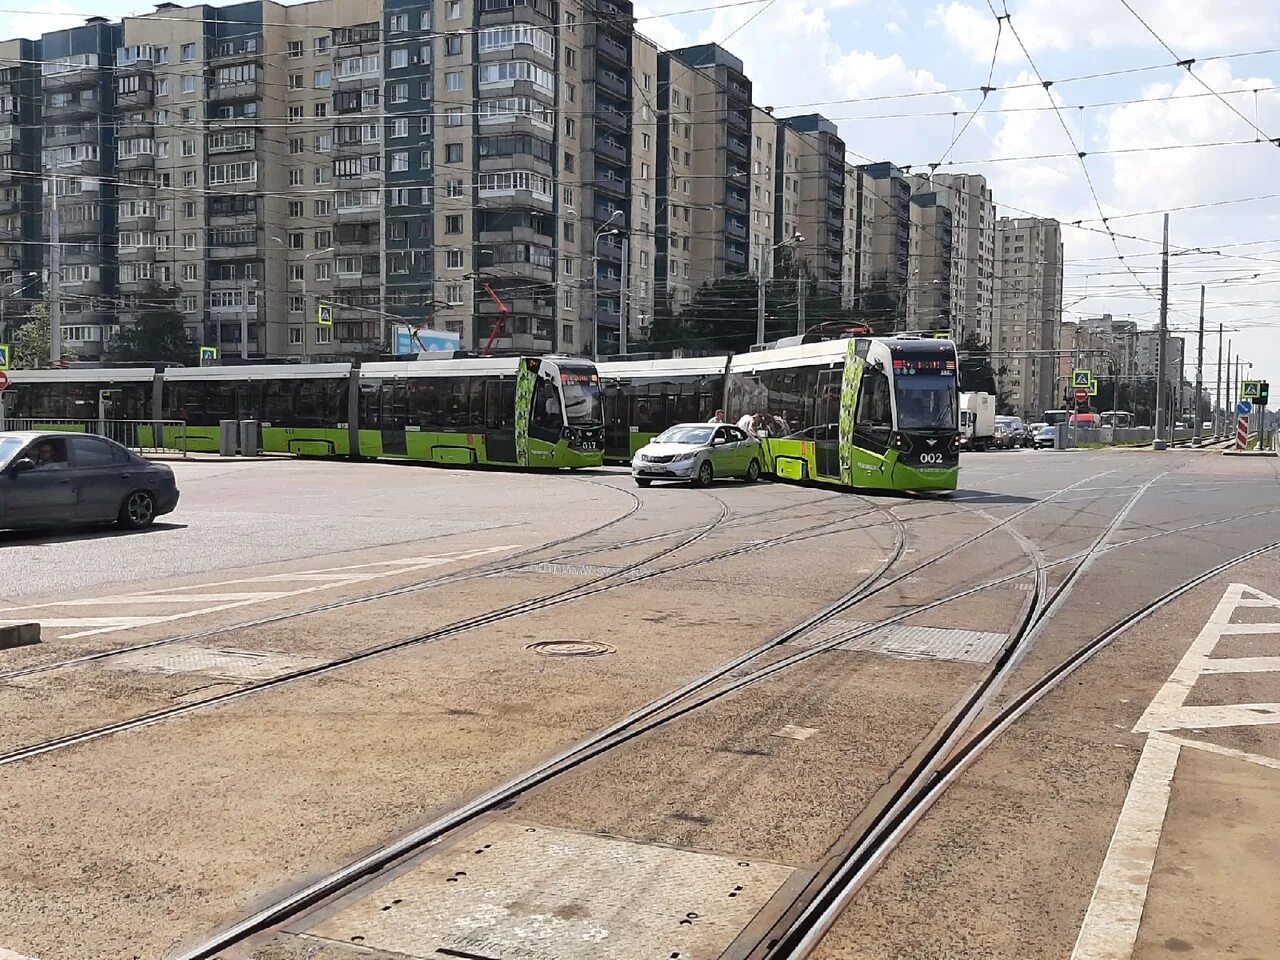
[592,210,623,361]
[757,232,803,346]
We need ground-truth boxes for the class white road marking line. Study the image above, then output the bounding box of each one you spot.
[1134,583,1251,734]
[1151,732,1280,771]
[1070,735,1182,960]
[40,592,295,606]
[1076,581,1280,960]
[1,546,519,640]
[0,948,39,960]
[1199,656,1280,674]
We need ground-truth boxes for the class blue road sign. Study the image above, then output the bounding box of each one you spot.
[1236,399,1253,416]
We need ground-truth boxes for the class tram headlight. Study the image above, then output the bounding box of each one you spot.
[948,434,961,453]
[891,432,912,453]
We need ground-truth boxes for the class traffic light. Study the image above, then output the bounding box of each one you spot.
[1260,380,1270,405]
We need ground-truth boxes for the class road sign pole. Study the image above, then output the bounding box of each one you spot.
[1153,213,1169,450]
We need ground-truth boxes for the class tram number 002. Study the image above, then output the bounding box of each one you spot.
[918,452,946,465]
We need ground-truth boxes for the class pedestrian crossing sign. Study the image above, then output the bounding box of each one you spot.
[200,346,218,366]
[0,344,9,371]
[317,303,334,326]
[1241,380,1261,399]
[1087,378,1099,397]
[1073,369,1092,388]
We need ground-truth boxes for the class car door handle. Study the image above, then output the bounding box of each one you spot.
[119,473,134,479]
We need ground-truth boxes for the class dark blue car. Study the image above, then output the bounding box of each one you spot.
[0,431,179,531]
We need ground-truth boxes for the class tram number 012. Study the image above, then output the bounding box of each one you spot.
[918,452,946,465]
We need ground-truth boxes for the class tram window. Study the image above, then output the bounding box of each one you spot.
[532,377,561,425]
[485,379,517,429]
[295,380,339,425]
[673,384,700,423]
[407,379,442,429]
[444,378,472,430]
[263,380,297,424]
[358,380,383,429]
[855,366,892,440]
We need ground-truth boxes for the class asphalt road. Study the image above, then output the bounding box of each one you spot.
[0,447,1275,960]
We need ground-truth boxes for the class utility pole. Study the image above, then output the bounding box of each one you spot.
[49,184,61,365]
[239,276,249,361]
[796,274,806,337]
[1152,212,1169,450]
[756,238,767,347]
[1215,323,1223,437]
[1193,284,1204,445]
[1225,337,1233,433]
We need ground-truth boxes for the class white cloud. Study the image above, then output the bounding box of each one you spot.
[933,0,1278,64]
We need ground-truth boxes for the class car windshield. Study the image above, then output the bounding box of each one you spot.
[560,374,603,425]
[895,374,957,430]
[0,436,25,468]
[655,426,714,445]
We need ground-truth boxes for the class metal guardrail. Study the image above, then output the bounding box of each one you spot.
[0,418,189,457]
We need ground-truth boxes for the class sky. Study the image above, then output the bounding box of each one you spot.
[4,0,1278,394]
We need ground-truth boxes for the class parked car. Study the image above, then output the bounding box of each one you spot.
[994,416,1026,449]
[631,423,763,487]
[0,431,179,531]
[1031,423,1058,449]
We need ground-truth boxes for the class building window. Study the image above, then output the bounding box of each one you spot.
[182,201,196,218]
[314,36,329,54]
[445,143,463,163]
[563,221,574,241]
[288,137,304,155]
[289,169,304,186]
[314,199,331,216]
[156,79,169,96]
[181,43,195,62]
[390,48,409,69]
[446,0,462,18]
[289,264,305,282]
[288,106,304,122]
[287,40,303,58]
[446,106,463,126]
[446,179,463,197]
[289,327,303,345]
[288,232,305,250]
[289,73,303,89]
[391,151,409,172]
[445,283,465,304]
[390,82,408,103]
[565,117,575,138]
[445,71,464,91]
[389,13,407,30]
[391,118,409,138]
[446,35,463,55]
[314,69,331,88]
[316,326,332,345]
[181,75,197,94]
[182,233,196,250]
[564,47,576,68]
[182,263,198,281]
[445,214,463,234]
[446,249,464,269]
[288,200,303,217]
[289,295,304,313]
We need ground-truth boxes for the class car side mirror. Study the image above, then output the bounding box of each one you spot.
[10,458,35,474]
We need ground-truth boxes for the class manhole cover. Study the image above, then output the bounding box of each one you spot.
[525,639,615,658]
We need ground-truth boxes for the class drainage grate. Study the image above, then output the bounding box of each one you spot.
[304,821,796,960]
[525,639,616,658]
[793,619,1007,664]
[517,562,620,577]
[101,643,324,681]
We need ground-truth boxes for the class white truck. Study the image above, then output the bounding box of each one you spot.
[959,392,996,451]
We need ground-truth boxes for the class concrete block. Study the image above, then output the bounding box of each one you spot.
[0,622,40,649]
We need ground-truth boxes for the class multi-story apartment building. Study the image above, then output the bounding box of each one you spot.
[0,38,43,343]
[927,172,993,345]
[851,161,911,324]
[904,188,952,333]
[776,114,844,305]
[992,216,1063,417]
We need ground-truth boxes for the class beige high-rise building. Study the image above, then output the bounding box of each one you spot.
[992,216,1063,417]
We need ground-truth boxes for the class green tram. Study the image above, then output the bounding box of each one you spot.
[598,336,959,492]
[0,355,605,470]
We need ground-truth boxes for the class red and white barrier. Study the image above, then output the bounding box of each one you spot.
[1237,416,1249,450]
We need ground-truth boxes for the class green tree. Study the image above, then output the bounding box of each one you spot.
[106,288,198,365]
[12,298,51,369]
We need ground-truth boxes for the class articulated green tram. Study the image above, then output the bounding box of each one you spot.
[0,355,605,470]
[600,336,959,492]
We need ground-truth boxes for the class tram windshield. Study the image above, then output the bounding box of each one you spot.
[560,375,603,425]
[894,374,957,430]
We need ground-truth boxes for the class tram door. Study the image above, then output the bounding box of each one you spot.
[814,368,842,478]
[380,379,409,455]
[484,378,518,463]
[601,380,631,460]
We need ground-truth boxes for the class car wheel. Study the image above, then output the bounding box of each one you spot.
[118,490,157,529]
[634,478,652,488]
[744,458,761,483]
[694,460,714,487]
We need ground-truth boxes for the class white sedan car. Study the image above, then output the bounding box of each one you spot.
[631,423,764,487]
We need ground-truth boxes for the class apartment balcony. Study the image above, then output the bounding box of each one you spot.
[43,67,99,91]
[724,243,748,268]
[117,180,156,200]
[727,136,749,161]
[118,119,154,141]
[724,190,747,214]
[335,234,378,255]
[44,98,98,122]
[596,236,624,263]
[334,274,381,292]
[594,176,627,200]
[211,277,261,293]
[479,224,552,246]
[594,272,621,293]
[476,294,554,319]
[210,204,260,227]
[118,153,154,171]
[58,219,101,240]
[208,132,257,155]
[595,137,627,164]
[595,68,629,98]
[210,303,258,321]
[52,160,102,179]
[595,101,628,132]
[209,79,263,103]
[116,87,154,109]
[44,124,92,148]
[335,206,381,225]
[209,244,258,261]
[595,30,630,68]
[0,226,18,242]
[725,218,747,241]
[727,109,751,134]
[0,166,21,185]
[118,276,161,295]
[60,278,102,296]
[117,245,156,264]
[210,46,263,68]
[117,212,156,232]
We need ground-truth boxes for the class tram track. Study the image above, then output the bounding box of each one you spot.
[0,490,921,768]
[168,469,1157,958]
